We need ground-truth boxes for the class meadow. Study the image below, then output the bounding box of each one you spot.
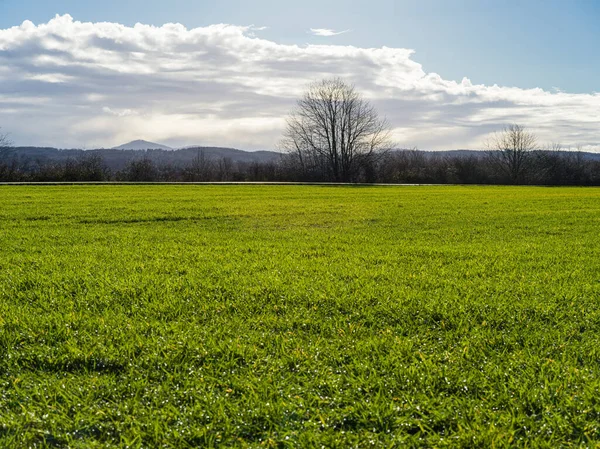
[1,185,599,448]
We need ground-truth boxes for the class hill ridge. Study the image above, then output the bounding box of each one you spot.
[113,140,174,151]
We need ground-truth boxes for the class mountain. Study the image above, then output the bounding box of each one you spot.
[181,146,281,163]
[113,140,174,151]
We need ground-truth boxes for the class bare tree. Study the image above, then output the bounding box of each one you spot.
[119,156,158,182]
[185,149,215,181]
[280,78,391,182]
[534,143,589,185]
[486,124,538,184]
[217,157,233,181]
[0,128,12,151]
[0,128,17,181]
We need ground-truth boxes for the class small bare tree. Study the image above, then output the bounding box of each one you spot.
[0,128,12,151]
[217,157,233,181]
[486,124,538,184]
[0,128,16,181]
[186,149,214,181]
[280,78,391,182]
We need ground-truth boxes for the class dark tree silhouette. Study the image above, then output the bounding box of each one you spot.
[486,124,538,184]
[119,157,159,181]
[185,149,215,181]
[280,78,391,182]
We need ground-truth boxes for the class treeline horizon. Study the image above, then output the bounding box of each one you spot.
[1,147,599,185]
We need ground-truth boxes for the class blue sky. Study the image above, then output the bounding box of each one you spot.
[0,0,599,149]
[2,0,599,93]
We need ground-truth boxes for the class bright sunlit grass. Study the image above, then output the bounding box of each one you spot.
[1,185,599,447]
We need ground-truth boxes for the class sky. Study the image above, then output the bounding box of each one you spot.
[0,0,599,150]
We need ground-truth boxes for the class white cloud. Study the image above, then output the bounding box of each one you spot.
[309,28,351,37]
[102,106,138,117]
[27,73,74,83]
[0,14,598,151]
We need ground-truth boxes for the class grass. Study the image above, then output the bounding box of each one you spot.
[1,185,599,448]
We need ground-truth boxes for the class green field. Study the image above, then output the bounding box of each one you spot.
[1,185,599,448]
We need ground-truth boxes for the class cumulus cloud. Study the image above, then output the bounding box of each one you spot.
[0,14,598,150]
[309,28,351,37]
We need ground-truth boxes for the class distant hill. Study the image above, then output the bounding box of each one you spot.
[181,146,282,163]
[3,147,598,174]
[113,140,174,151]
[3,146,283,172]
[393,149,600,161]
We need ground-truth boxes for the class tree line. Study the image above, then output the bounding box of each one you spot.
[1,146,599,185]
